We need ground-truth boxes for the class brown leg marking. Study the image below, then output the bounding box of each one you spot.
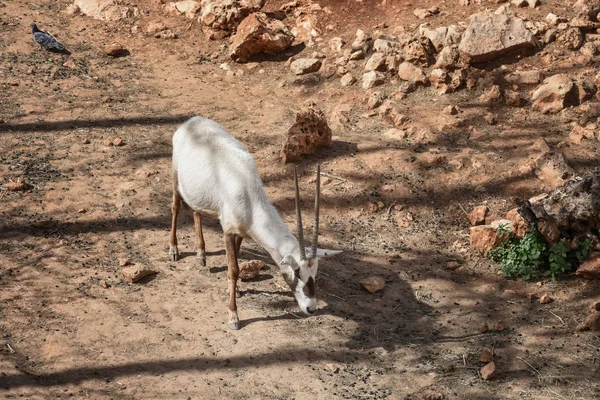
[235,235,243,257]
[225,232,240,330]
[168,190,182,261]
[193,211,206,267]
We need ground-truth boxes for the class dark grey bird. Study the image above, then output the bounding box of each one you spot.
[30,23,69,54]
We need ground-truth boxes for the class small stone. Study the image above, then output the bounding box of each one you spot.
[77,208,87,214]
[362,71,386,89]
[82,138,90,144]
[445,261,461,270]
[364,52,387,72]
[479,85,502,104]
[480,349,494,363]
[290,58,322,75]
[119,258,130,267]
[340,73,357,87]
[484,112,497,125]
[360,276,386,293]
[469,205,489,226]
[496,320,506,331]
[326,362,345,373]
[479,324,489,333]
[121,265,156,283]
[104,42,129,57]
[444,105,459,115]
[480,362,497,380]
[99,280,109,289]
[113,138,124,146]
[366,91,386,109]
[539,294,553,304]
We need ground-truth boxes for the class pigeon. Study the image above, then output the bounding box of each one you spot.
[30,23,69,54]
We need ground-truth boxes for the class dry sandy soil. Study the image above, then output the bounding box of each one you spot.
[1,0,600,399]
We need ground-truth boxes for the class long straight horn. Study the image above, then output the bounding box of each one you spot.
[294,166,306,260]
[311,163,320,258]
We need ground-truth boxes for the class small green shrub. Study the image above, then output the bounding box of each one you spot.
[489,224,591,281]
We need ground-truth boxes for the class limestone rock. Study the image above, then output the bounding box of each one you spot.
[281,102,332,162]
[373,38,402,55]
[74,0,134,21]
[362,71,386,89]
[531,74,578,114]
[574,0,600,20]
[165,0,201,18]
[352,29,371,52]
[505,70,542,85]
[360,276,385,293]
[340,73,356,87]
[365,52,387,72]
[397,62,427,84]
[470,220,514,256]
[480,362,497,380]
[576,253,600,279]
[230,13,293,62]
[403,37,436,66]
[479,85,502,104]
[434,45,461,69]
[239,260,265,280]
[199,0,265,33]
[534,151,574,189]
[290,58,321,75]
[104,42,129,57]
[459,11,536,63]
[122,265,156,283]
[560,27,584,50]
[469,205,489,226]
[520,172,600,246]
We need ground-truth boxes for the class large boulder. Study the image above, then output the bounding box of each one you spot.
[74,0,134,21]
[200,0,265,34]
[458,11,536,63]
[281,103,332,163]
[230,13,293,62]
[531,74,578,114]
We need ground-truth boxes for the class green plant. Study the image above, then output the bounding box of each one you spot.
[489,225,592,281]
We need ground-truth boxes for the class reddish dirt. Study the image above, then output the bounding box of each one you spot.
[1,1,600,399]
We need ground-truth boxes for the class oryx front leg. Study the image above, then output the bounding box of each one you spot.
[225,232,240,330]
[168,191,182,261]
[193,211,206,267]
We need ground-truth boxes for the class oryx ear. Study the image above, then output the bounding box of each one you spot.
[307,247,343,258]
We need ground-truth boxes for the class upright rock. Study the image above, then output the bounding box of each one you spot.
[281,103,332,163]
[230,13,293,62]
[459,11,536,63]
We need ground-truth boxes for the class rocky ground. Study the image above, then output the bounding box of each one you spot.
[1,0,600,399]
